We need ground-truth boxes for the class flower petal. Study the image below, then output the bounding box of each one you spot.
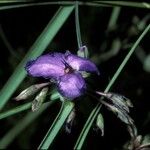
[25,53,65,79]
[57,73,86,99]
[65,52,100,75]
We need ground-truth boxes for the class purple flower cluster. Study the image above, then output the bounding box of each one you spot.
[25,51,99,99]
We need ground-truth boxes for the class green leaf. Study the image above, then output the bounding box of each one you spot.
[0,0,26,4]
[104,24,150,93]
[107,7,121,30]
[74,24,150,149]
[0,102,31,120]
[75,1,82,48]
[74,104,102,149]
[0,6,74,110]
[94,1,150,9]
[0,91,60,120]
[0,1,149,11]
[38,101,74,149]
[0,101,53,148]
[143,54,150,72]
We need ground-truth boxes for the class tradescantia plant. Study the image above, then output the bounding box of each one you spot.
[15,46,99,105]
[25,46,99,99]
[0,1,150,150]
[15,45,137,145]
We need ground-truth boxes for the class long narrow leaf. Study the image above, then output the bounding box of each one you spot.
[75,1,82,48]
[74,104,101,149]
[95,1,150,9]
[38,101,74,149]
[0,91,60,120]
[0,101,53,148]
[107,7,121,30]
[0,6,74,110]
[0,102,31,120]
[104,24,150,92]
[74,24,150,149]
[0,0,26,3]
[0,1,149,11]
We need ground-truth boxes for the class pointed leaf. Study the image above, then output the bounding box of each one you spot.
[38,101,74,149]
[0,6,74,110]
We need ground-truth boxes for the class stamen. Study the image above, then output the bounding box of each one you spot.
[64,68,70,74]
[61,58,74,74]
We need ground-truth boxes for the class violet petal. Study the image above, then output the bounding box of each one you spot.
[65,52,100,75]
[25,53,65,79]
[57,73,86,99]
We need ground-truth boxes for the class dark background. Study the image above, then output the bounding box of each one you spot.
[0,2,150,150]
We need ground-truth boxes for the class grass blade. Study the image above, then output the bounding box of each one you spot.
[95,1,150,9]
[107,7,121,30]
[0,102,31,120]
[0,91,60,120]
[104,24,150,92]
[0,0,26,3]
[0,1,149,11]
[75,1,82,48]
[0,6,74,110]
[0,101,53,148]
[38,101,74,149]
[74,24,150,149]
[0,24,19,59]
[74,104,101,149]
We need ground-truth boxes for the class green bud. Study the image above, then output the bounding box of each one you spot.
[96,113,104,136]
[65,108,76,133]
[96,91,133,113]
[32,87,49,112]
[77,46,89,58]
[14,82,50,101]
[107,93,131,113]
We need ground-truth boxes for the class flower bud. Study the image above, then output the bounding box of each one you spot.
[65,108,76,133]
[32,87,49,112]
[77,46,89,58]
[96,113,104,136]
[14,82,50,101]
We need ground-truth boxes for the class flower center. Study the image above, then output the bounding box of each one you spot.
[62,59,74,74]
[64,67,74,74]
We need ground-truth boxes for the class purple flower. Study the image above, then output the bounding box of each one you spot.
[58,73,86,99]
[25,51,99,99]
